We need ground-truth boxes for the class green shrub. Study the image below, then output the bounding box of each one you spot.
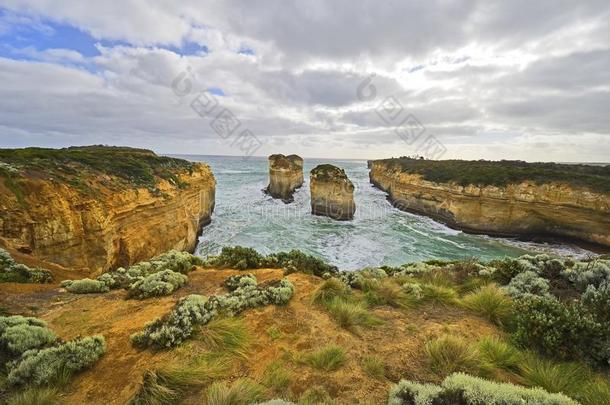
[325,298,382,333]
[504,271,552,299]
[489,257,533,285]
[461,285,514,326]
[312,278,352,306]
[204,246,269,270]
[302,345,346,371]
[127,270,188,299]
[204,378,265,405]
[272,250,338,277]
[0,249,53,284]
[62,278,110,294]
[7,335,106,386]
[425,336,483,376]
[477,337,522,372]
[7,387,61,405]
[512,295,609,366]
[362,355,386,379]
[132,278,295,349]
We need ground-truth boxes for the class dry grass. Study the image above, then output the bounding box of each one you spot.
[7,388,61,405]
[325,298,382,334]
[203,378,264,405]
[302,345,347,372]
[196,317,251,358]
[361,356,386,380]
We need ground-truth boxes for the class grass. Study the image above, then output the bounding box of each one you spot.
[302,345,347,372]
[261,361,292,395]
[266,326,284,340]
[518,353,592,399]
[196,317,250,358]
[420,284,459,306]
[7,388,61,405]
[203,378,264,405]
[361,356,386,380]
[477,337,522,372]
[312,278,352,306]
[130,358,229,404]
[364,280,416,309]
[298,386,341,405]
[425,335,484,376]
[325,298,382,334]
[461,285,514,326]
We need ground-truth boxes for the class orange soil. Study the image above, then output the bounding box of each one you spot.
[1,267,502,404]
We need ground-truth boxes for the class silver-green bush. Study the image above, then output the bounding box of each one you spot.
[388,372,577,405]
[63,278,110,294]
[127,270,188,299]
[7,335,106,386]
[504,271,552,299]
[0,248,53,284]
[132,277,295,349]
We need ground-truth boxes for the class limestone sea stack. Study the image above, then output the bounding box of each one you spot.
[265,154,304,203]
[0,146,216,273]
[310,164,355,221]
[368,158,610,249]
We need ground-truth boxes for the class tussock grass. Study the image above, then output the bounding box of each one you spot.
[461,285,514,326]
[197,317,250,358]
[425,335,484,376]
[325,298,382,334]
[7,388,60,405]
[302,345,347,371]
[518,354,591,398]
[261,361,292,395]
[420,284,459,306]
[361,356,386,380]
[419,270,455,288]
[298,386,341,405]
[312,278,351,306]
[203,378,264,405]
[130,358,228,405]
[477,337,522,371]
[364,280,416,309]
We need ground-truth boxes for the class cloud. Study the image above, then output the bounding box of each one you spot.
[0,1,608,161]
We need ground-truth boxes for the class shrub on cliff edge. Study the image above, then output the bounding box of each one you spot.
[0,249,52,284]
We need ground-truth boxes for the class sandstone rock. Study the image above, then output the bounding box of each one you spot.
[0,147,215,273]
[310,164,355,220]
[265,154,304,203]
[368,159,610,248]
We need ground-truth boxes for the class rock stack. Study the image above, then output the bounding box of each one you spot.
[310,164,355,220]
[265,154,304,203]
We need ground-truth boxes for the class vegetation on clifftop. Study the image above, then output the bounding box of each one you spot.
[0,145,196,193]
[372,157,610,194]
[0,249,52,284]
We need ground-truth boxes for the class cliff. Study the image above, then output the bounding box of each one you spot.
[0,146,215,273]
[368,158,610,248]
[265,154,304,203]
[310,164,355,220]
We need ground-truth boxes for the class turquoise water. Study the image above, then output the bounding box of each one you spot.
[176,155,591,270]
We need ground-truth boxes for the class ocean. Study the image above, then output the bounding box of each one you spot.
[174,155,594,270]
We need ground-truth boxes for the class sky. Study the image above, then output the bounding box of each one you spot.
[0,1,609,161]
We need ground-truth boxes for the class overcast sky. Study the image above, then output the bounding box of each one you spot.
[0,1,609,161]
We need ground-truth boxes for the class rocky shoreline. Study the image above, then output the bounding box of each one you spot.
[368,158,610,249]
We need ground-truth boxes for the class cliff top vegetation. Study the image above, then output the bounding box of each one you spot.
[0,145,197,192]
[372,157,610,194]
[310,164,351,182]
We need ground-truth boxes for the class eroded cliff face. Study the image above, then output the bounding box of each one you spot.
[369,160,610,248]
[0,161,215,273]
[265,154,304,203]
[310,164,355,221]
